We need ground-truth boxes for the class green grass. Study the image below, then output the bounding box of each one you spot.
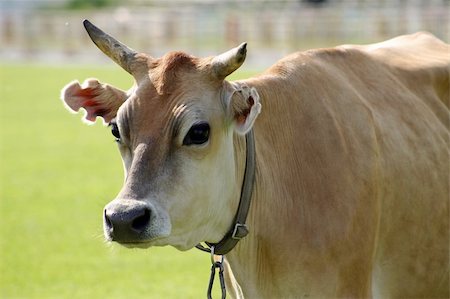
[0,64,257,299]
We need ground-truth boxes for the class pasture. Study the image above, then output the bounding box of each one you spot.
[0,64,256,298]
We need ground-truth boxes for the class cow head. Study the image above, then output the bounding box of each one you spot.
[61,20,261,250]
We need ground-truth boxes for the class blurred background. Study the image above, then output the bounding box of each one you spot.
[0,1,448,299]
[1,0,448,68]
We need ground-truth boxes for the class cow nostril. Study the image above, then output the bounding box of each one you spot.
[104,209,113,230]
[131,208,151,232]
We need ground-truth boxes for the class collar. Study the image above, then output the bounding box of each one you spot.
[196,129,256,255]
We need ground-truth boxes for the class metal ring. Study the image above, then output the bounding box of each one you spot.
[210,245,224,265]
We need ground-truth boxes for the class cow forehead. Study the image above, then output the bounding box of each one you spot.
[121,93,213,133]
[147,51,216,95]
[117,56,222,143]
[130,51,221,105]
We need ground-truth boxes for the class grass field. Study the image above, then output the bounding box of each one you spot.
[0,64,257,299]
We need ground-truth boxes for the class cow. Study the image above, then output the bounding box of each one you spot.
[61,20,449,298]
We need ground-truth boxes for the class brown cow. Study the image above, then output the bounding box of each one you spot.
[61,20,449,298]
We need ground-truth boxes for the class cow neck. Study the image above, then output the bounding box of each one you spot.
[195,129,256,256]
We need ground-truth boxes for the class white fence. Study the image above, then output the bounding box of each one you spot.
[0,0,448,68]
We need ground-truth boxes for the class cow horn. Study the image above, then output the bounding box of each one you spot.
[83,19,137,75]
[212,42,247,79]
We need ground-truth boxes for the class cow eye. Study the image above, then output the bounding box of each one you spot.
[110,122,121,140]
[183,123,210,146]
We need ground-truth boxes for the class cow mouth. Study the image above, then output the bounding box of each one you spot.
[110,235,169,249]
[119,242,154,249]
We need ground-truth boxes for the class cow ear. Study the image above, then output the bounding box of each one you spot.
[223,82,261,135]
[61,78,127,124]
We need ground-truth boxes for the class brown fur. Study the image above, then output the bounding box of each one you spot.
[226,32,449,298]
[149,51,198,95]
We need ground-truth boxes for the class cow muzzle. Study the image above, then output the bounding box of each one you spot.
[103,199,168,244]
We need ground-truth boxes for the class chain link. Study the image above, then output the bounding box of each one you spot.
[206,246,226,299]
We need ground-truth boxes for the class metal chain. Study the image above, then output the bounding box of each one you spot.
[206,246,226,299]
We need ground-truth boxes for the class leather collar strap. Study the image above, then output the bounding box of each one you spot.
[196,129,256,255]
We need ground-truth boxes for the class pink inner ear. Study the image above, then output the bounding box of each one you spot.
[79,90,101,113]
[76,87,109,122]
[236,109,250,125]
[235,96,255,125]
[248,96,254,106]
[83,99,97,107]
[62,80,116,124]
